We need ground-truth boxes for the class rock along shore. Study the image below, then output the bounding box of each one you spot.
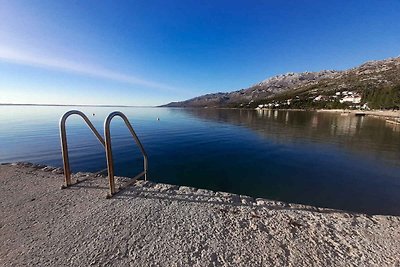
[1,162,399,266]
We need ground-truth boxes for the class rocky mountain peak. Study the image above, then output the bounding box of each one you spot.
[163,56,400,108]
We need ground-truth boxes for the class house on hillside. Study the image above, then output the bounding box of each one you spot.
[313,95,325,101]
[340,94,362,104]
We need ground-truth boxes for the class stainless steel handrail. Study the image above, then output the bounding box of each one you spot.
[104,111,148,197]
[59,110,105,188]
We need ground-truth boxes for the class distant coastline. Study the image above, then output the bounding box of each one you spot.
[161,105,400,117]
[255,108,400,119]
[0,103,154,108]
[3,103,399,120]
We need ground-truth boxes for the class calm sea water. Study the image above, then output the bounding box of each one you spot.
[1,105,399,215]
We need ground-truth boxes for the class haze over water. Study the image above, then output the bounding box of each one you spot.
[0,105,399,215]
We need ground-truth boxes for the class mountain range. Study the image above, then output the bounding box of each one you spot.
[163,56,400,109]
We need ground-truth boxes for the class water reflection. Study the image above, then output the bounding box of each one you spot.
[385,120,400,133]
[181,109,400,166]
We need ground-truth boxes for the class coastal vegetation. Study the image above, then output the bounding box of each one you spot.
[362,85,400,109]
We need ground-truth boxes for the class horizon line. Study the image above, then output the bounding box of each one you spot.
[0,103,161,108]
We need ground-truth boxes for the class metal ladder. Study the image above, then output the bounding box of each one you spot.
[59,110,148,197]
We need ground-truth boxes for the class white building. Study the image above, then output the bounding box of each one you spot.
[340,95,362,104]
[313,95,323,101]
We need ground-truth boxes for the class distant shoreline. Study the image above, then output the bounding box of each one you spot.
[166,106,400,119]
[2,103,399,119]
[255,108,400,117]
[0,103,154,108]
[256,108,400,120]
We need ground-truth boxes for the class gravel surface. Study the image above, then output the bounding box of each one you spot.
[1,162,399,266]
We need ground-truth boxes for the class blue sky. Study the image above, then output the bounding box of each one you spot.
[0,0,399,106]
